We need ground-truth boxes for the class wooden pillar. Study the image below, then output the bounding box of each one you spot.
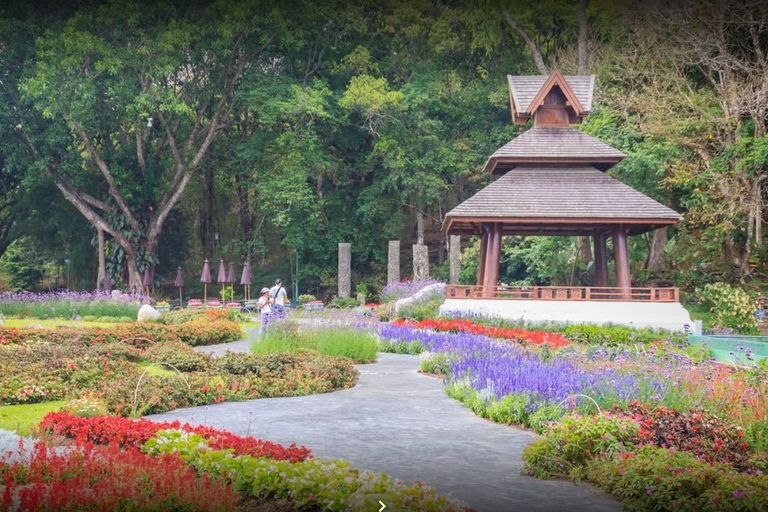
[476,227,489,287]
[594,232,609,287]
[483,223,502,297]
[612,226,631,299]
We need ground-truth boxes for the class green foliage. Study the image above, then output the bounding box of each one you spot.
[378,339,426,355]
[329,297,361,309]
[522,414,640,480]
[0,237,47,291]
[253,324,379,363]
[561,324,684,346]
[143,341,211,372]
[396,297,443,321]
[586,445,768,512]
[297,294,317,304]
[419,353,450,375]
[0,298,140,320]
[746,418,768,456]
[698,283,759,334]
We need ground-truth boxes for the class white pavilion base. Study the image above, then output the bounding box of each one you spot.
[439,298,693,332]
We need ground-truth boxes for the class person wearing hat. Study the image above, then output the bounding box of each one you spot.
[257,287,272,338]
[269,278,287,318]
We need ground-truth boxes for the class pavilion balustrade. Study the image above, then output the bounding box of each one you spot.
[446,285,679,303]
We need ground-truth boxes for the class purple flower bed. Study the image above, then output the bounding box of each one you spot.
[380,280,442,303]
[0,290,148,319]
[378,323,669,412]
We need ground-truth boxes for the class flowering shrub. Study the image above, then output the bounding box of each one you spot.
[0,441,240,512]
[0,317,242,347]
[698,282,759,334]
[586,445,768,512]
[626,401,752,471]
[522,414,640,480]
[391,318,570,349]
[38,412,312,462]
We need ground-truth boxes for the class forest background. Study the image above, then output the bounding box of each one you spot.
[0,0,766,303]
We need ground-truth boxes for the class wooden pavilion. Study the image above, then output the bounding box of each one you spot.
[441,70,691,330]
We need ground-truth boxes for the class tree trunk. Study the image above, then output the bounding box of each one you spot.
[97,228,106,290]
[416,208,425,245]
[577,0,589,75]
[646,227,667,270]
[235,175,252,240]
[125,250,142,293]
[203,165,215,256]
[502,9,549,74]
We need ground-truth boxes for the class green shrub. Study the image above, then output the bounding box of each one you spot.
[486,393,530,425]
[528,403,567,434]
[746,418,768,455]
[522,414,640,480]
[396,297,443,321]
[586,445,768,512]
[419,353,450,375]
[254,326,378,363]
[698,282,759,334]
[144,341,211,372]
[298,294,317,304]
[378,339,425,354]
[328,297,360,308]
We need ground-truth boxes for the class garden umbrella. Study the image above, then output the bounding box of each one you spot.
[174,267,184,306]
[143,266,152,296]
[103,271,112,293]
[216,259,227,293]
[240,260,250,300]
[227,262,236,285]
[200,259,211,303]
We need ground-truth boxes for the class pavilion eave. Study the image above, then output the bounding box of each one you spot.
[443,216,680,237]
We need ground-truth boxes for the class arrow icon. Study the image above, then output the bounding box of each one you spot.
[378,501,386,512]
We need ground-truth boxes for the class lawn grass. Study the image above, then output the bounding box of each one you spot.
[3,318,124,329]
[253,326,378,363]
[0,401,66,435]
[136,360,184,377]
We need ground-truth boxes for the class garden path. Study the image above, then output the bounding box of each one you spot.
[149,336,623,512]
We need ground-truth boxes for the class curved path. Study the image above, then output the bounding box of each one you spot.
[149,337,622,512]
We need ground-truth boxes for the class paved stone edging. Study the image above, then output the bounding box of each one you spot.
[153,335,622,512]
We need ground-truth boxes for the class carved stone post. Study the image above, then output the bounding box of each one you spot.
[387,240,400,284]
[338,243,351,298]
[449,235,461,284]
[413,244,429,281]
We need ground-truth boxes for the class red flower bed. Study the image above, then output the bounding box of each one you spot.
[38,412,312,462]
[1,442,239,512]
[393,318,570,349]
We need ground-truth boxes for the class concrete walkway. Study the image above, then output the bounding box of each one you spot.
[151,335,622,512]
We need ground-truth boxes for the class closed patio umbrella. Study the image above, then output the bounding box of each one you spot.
[142,266,152,296]
[174,267,184,306]
[240,260,250,300]
[216,259,227,293]
[200,259,211,303]
[227,262,236,285]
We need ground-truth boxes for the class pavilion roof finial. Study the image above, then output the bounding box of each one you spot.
[508,69,594,125]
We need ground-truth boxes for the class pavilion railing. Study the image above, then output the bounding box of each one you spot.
[445,285,679,302]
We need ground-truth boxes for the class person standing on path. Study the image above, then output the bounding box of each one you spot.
[257,287,272,338]
[269,278,287,318]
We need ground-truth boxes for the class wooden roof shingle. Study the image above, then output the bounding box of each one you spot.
[508,74,595,115]
[484,127,626,173]
[444,166,681,236]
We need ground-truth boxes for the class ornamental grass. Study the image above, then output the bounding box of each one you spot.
[0,290,147,319]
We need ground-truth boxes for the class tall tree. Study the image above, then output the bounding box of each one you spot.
[16,0,279,290]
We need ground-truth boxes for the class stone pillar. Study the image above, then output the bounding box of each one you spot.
[413,244,429,281]
[338,243,351,298]
[387,240,400,284]
[449,235,461,284]
[483,223,502,297]
[612,226,631,299]
[594,232,609,287]
[476,227,489,287]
